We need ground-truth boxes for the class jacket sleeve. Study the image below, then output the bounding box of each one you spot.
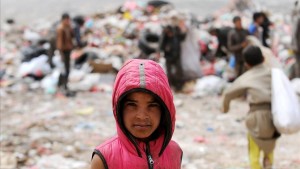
[56,27,63,50]
[227,30,243,53]
[221,78,247,113]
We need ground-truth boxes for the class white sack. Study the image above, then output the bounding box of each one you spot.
[272,68,300,134]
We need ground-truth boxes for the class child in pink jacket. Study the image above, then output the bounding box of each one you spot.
[91,59,183,169]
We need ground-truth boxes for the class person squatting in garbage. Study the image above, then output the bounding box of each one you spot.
[56,13,75,97]
[160,14,187,91]
[90,59,183,169]
[221,45,280,169]
[227,16,249,78]
[208,26,231,59]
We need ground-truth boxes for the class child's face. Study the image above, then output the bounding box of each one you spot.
[123,92,161,139]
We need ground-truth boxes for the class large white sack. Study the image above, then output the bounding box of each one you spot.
[180,25,202,81]
[272,68,300,134]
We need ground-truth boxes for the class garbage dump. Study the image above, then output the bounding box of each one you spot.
[1,0,300,169]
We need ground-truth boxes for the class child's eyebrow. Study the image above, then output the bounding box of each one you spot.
[148,100,159,104]
[125,99,137,103]
[125,99,158,104]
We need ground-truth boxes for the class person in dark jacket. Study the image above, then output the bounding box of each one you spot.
[160,23,186,91]
[209,26,232,58]
[56,13,75,97]
[228,16,249,78]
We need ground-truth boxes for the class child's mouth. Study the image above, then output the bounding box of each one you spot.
[133,124,151,130]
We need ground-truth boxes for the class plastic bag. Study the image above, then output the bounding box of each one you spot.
[18,54,51,77]
[181,26,202,81]
[68,73,100,91]
[41,70,60,94]
[193,76,227,98]
[271,68,300,134]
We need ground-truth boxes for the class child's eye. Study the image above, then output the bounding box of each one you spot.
[149,103,160,108]
[126,102,137,107]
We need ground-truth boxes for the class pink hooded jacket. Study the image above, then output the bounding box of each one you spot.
[93,59,182,169]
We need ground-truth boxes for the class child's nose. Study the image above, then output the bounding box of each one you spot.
[136,108,149,120]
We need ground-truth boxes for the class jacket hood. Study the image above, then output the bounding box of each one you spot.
[112,59,176,158]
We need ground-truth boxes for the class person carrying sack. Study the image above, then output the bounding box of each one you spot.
[221,45,280,169]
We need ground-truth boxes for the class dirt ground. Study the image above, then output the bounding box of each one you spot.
[1,82,300,169]
[1,0,299,168]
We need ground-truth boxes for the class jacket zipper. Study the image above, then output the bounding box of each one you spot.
[146,143,154,169]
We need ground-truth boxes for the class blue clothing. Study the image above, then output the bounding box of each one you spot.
[248,23,257,35]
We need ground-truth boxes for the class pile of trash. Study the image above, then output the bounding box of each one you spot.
[1,0,300,97]
[188,1,300,97]
[1,0,300,168]
[0,0,199,96]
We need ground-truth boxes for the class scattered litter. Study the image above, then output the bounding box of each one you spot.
[194,136,207,143]
[0,152,17,169]
[75,107,95,115]
[192,76,228,98]
[33,154,88,169]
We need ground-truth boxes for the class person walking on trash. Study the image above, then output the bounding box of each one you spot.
[91,59,183,169]
[56,13,76,97]
[208,26,232,59]
[221,45,280,169]
[160,13,187,92]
